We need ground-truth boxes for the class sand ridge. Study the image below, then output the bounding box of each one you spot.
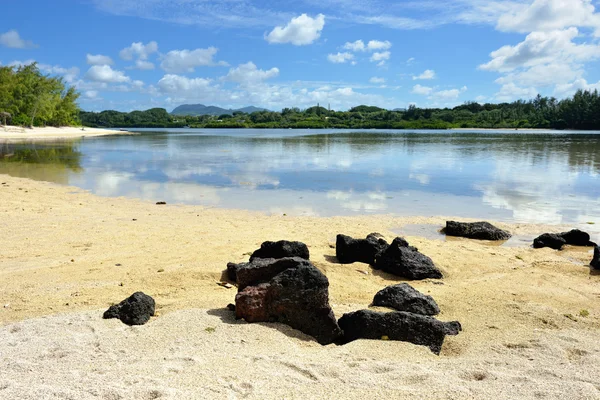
[1,174,599,399]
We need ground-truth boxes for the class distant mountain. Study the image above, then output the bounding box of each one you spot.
[171,104,270,116]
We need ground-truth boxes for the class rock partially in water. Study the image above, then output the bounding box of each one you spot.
[443,221,511,241]
[560,229,592,246]
[592,245,599,269]
[372,283,440,316]
[234,257,341,345]
[338,309,461,355]
[533,230,593,250]
[103,292,155,325]
[533,233,566,250]
[250,240,309,262]
[374,238,443,280]
[335,233,389,265]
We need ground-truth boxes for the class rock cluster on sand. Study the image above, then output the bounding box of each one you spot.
[336,234,442,280]
[338,310,460,355]
[339,282,460,354]
[592,245,599,269]
[372,283,440,316]
[249,240,309,261]
[336,233,388,265]
[103,292,155,325]
[533,229,593,250]
[443,221,511,241]
[228,240,341,345]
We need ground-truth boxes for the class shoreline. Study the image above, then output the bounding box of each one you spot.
[1,174,599,399]
[0,125,134,142]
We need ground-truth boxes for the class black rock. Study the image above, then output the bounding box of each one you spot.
[234,257,341,345]
[533,229,593,250]
[372,283,440,316]
[335,233,389,265]
[250,240,309,262]
[226,261,246,282]
[374,238,443,280]
[338,309,461,355]
[533,233,566,250]
[560,229,592,246]
[591,245,599,269]
[103,292,155,325]
[443,221,511,241]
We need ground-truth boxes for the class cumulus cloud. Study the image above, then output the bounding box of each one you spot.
[119,41,158,60]
[84,90,99,99]
[265,14,325,45]
[38,64,80,84]
[0,30,36,49]
[327,52,354,64]
[130,60,155,70]
[495,83,538,102]
[412,84,433,96]
[85,65,131,83]
[497,0,600,36]
[370,51,390,62]
[225,62,279,84]
[343,40,365,52]
[431,86,468,100]
[367,40,392,51]
[413,69,436,80]
[160,47,228,73]
[86,54,113,65]
[157,74,214,94]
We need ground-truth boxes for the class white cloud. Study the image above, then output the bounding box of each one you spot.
[119,41,158,60]
[160,47,228,73]
[130,60,155,70]
[157,74,215,94]
[412,84,433,96]
[495,83,538,102]
[413,69,436,80]
[553,78,600,97]
[265,14,325,45]
[86,54,113,65]
[431,86,467,100]
[367,40,392,51]
[475,95,488,102]
[0,30,36,49]
[38,64,80,84]
[85,65,131,83]
[406,57,415,65]
[84,90,99,99]
[225,62,279,84]
[370,51,390,62]
[327,52,355,63]
[497,0,600,36]
[343,40,365,52]
[369,77,386,84]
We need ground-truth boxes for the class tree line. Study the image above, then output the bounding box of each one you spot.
[0,63,80,127]
[80,90,600,130]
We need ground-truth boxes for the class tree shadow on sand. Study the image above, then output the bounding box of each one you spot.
[205,308,318,343]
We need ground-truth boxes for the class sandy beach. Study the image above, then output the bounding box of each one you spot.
[1,175,599,399]
[0,125,131,141]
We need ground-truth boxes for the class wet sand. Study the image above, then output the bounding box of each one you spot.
[1,175,599,399]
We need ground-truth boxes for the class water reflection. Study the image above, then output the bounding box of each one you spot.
[1,129,600,227]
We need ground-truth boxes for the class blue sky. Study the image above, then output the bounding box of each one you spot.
[1,0,600,112]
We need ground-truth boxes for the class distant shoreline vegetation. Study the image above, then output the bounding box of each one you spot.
[81,91,600,131]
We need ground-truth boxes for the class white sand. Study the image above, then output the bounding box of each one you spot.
[1,175,599,399]
[0,125,131,141]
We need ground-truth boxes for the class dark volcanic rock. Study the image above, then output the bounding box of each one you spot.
[592,245,599,269]
[250,240,310,262]
[226,261,246,282]
[372,283,440,316]
[338,309,461,355]
[335,233,389,265]
[234,257,341,345]
[533,229,593,250]
[103,292,155,325]
[374,238,442,280]
[560,229,592,246]
[533,233,567,250]
[443,221,511,241]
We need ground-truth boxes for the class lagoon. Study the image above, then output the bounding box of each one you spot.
[1,128,600,226]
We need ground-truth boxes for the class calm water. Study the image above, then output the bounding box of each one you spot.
[2,128,600,227]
